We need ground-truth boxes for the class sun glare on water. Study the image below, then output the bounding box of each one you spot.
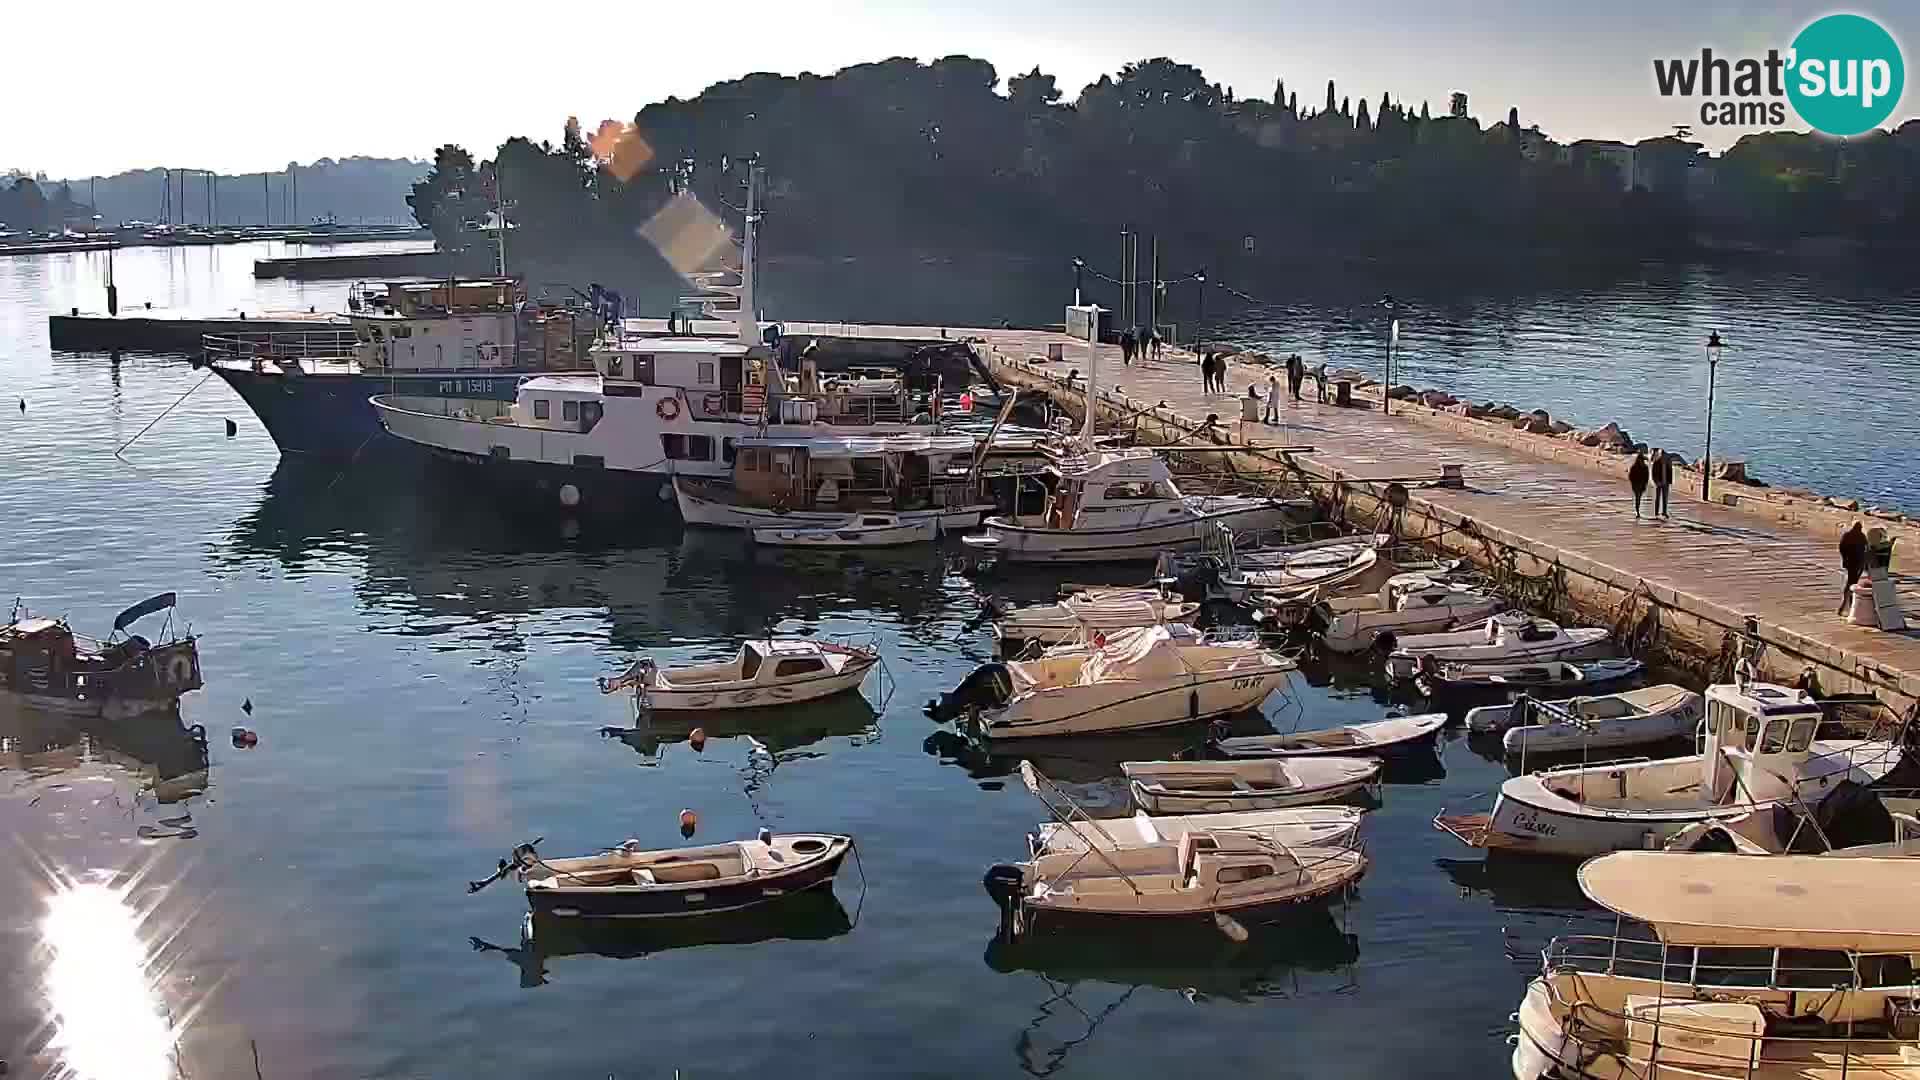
[42,881,176,1080]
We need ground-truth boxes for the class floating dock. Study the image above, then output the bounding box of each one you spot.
[48,310,347,353]
[252,250,444,280]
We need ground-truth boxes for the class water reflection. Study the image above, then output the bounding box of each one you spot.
[470,889,854,989]
[987,909,1360,1076]
[1,704,211,808]
[41,877,177,1080]
[1434,854,1599,916]
[608,693,883,760]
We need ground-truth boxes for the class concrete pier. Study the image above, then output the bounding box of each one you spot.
[49,311,347,352]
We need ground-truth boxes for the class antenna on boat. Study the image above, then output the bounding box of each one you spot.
[737,160,762,349]
[1018,762,1143,897]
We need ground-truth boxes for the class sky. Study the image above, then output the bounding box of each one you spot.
[6,0,1916,178]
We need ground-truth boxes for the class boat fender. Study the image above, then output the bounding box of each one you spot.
[656,396,682,421]
[188,724,207,744]
[679,809,698,838]
[689,727,707,751]
[230,726,258,749]
[982,864,1026,937]
[1371,631,1397,655]
[1189,690,1199,719]
[757,827,772,844]
[165,654,196,686]
[558,484,581,508]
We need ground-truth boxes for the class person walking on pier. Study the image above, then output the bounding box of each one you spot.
[1199,351,1215,393]
[1285,353,1305,401]
[1627,450,1650,519]
[1148,328,1163,361]
[1650,449,1674,518]
[1120,329,1136,365]
[1839,521,1869,615]
[1264,372,1281,424]
[1313,362,1329,403]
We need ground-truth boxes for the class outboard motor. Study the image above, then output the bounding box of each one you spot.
[926,661,1016,723]
[982,863,1026,939]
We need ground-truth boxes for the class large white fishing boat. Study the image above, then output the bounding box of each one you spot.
[964,449,1307,564]
[1513,851,1920,1080]
[1435,680,1903,857]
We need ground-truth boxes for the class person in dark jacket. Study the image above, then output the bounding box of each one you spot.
[1650,448,1674,517]
[1199,351,1215,393]
[1285,353,1305,400]
[1627,451,1650,519]
[1839,522,1869,615]
[1119,329,1136,365]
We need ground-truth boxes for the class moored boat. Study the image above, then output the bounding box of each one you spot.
[598,638,878,712]
[471,830,853,920]
[1212,712,1447,760]
[1032,805,1366,855]
[1312,573,1504,654]
[1418,657,1646,700]
[1435,680,1903,857]
[677,431,998,532]
[1463,684,1703,756]
[1385,611,1613,679]
[989,587,1200,651]
[750,513,938,548]
[1124,756,1383,814]
[1,594,202,720]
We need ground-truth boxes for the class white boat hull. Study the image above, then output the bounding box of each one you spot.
[1385,628,1613,678]
[1319,599,1503,654]
[1125,758,1384,814]
[979,667,1288,739]
[680,482,987,532]
[1500,692,1703,756]
[751,520,937,547]
[1477,739,1900,857]
[1034,807,1365,855]
[977,502,1304,564]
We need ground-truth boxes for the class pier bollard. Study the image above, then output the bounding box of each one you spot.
[1848,579,1878,627]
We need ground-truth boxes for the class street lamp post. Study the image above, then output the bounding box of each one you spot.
[1381,294,1400,416]
[1702,330,1724,502]
[1194,273,1207,353]
[1072,258,1084,306]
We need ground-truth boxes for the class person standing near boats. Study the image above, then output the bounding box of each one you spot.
[1264,371,1282,424]
[1627,450,1649,519]
[1649,448,1674,518]
[1119,328,1136,365]
[1839,521,1868,614]
[1285,352,1305,401]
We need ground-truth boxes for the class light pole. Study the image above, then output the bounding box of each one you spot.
[1072,258,1084,307]
[1194,273,1207,353]
[1702,330,1724,502]
[1380,294,1400,415]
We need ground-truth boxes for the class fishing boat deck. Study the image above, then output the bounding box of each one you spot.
[871,323,1920,710]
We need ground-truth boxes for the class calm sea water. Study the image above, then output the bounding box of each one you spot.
[0,240,1905,1079]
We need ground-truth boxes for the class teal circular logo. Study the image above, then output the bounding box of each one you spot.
[1787,14,1905,136]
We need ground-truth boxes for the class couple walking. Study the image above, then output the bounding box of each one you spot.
[1628,449,1676,519]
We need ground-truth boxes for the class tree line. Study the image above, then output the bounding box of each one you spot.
[404,55,1920,285]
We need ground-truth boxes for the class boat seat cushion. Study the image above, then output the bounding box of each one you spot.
[648,861,725,884]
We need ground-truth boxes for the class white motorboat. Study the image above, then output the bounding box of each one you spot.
[1313,573,1504,654]
[1434,680,1903,857]
[1212,536,1386,606]
[1032,806,1366,855]
[964,449,1307,564]
[1461,685,1703,756]
[598,638,878,711]
[1213,712,1448,760]
[1124,757,1383,814]
[1416,657,1645,699]
[751,513,938,548]
[469,829,852,920]
[964,625,1293,739]
[989,588,1199,650]
[1512,852,1920,1080]
[984,827,1368,935]
[1384,611,1613,679]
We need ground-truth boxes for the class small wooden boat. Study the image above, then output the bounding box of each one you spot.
[599,638,877,712]
[1124,757,1382,814]
[1415,657,1645,699]
[1032,806,1365,855]
[1,594,202,720]
[750,513,938,548]
[470,829,853,920]
[1462,684,1703,756]
[1384,612,1613,679]
[1213,712,1447,760]
[984,829,1367,935]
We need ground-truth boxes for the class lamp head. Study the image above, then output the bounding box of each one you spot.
[1706,330,1724,361]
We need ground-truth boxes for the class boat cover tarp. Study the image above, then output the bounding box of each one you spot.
[113,592,176,631]
[1579,851,1920,951]
[1078,626,1188,684]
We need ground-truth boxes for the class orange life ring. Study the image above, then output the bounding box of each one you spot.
[656,396,682,421]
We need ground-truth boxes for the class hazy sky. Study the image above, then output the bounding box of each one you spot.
[9,0,1915,177]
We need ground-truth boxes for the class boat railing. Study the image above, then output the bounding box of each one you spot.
[1533,950,1912,1080]
[202,330,358,364]
[1532,755,1656,776]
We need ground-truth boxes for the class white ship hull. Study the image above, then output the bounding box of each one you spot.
[678,481,987,532]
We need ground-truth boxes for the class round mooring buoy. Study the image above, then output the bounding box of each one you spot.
[558,484,581,508]
[688,727,707,751]
[679,809,698,838]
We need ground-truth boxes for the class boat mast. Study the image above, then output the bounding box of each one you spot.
[1080,308,1097,445]
[736,162,760,348]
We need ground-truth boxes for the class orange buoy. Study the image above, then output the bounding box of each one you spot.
[679,809,697,838]
[689,727,707,751]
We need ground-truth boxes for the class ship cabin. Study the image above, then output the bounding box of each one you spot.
[1698,681,1829,805]
[348,278,594,373]
[1007,449,1186,530]
[724,433,984,514]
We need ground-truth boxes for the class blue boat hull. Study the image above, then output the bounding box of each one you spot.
[212,366,523,458]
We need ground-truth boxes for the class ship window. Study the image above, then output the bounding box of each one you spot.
[1760,720,1789,754]
[687,435,714,461]
[607,355,625,377]
[1777,948,1858,990]
[533,399,550,420]
[1102,481,1156,500]
[393,325,412,338]
[562,400,579,421]
[773,657,825,677]
[632,355,656,385]
[1215,864,1275,884]
[697,361,717,385]
[1743,713,1761,752]
[741,450,758,472]
[662,434,689,459]
[489,445,511,460]
[721,437,736,464]
[1787,718,1816,752]
[572,454,604,468]
[861,517,891,526]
